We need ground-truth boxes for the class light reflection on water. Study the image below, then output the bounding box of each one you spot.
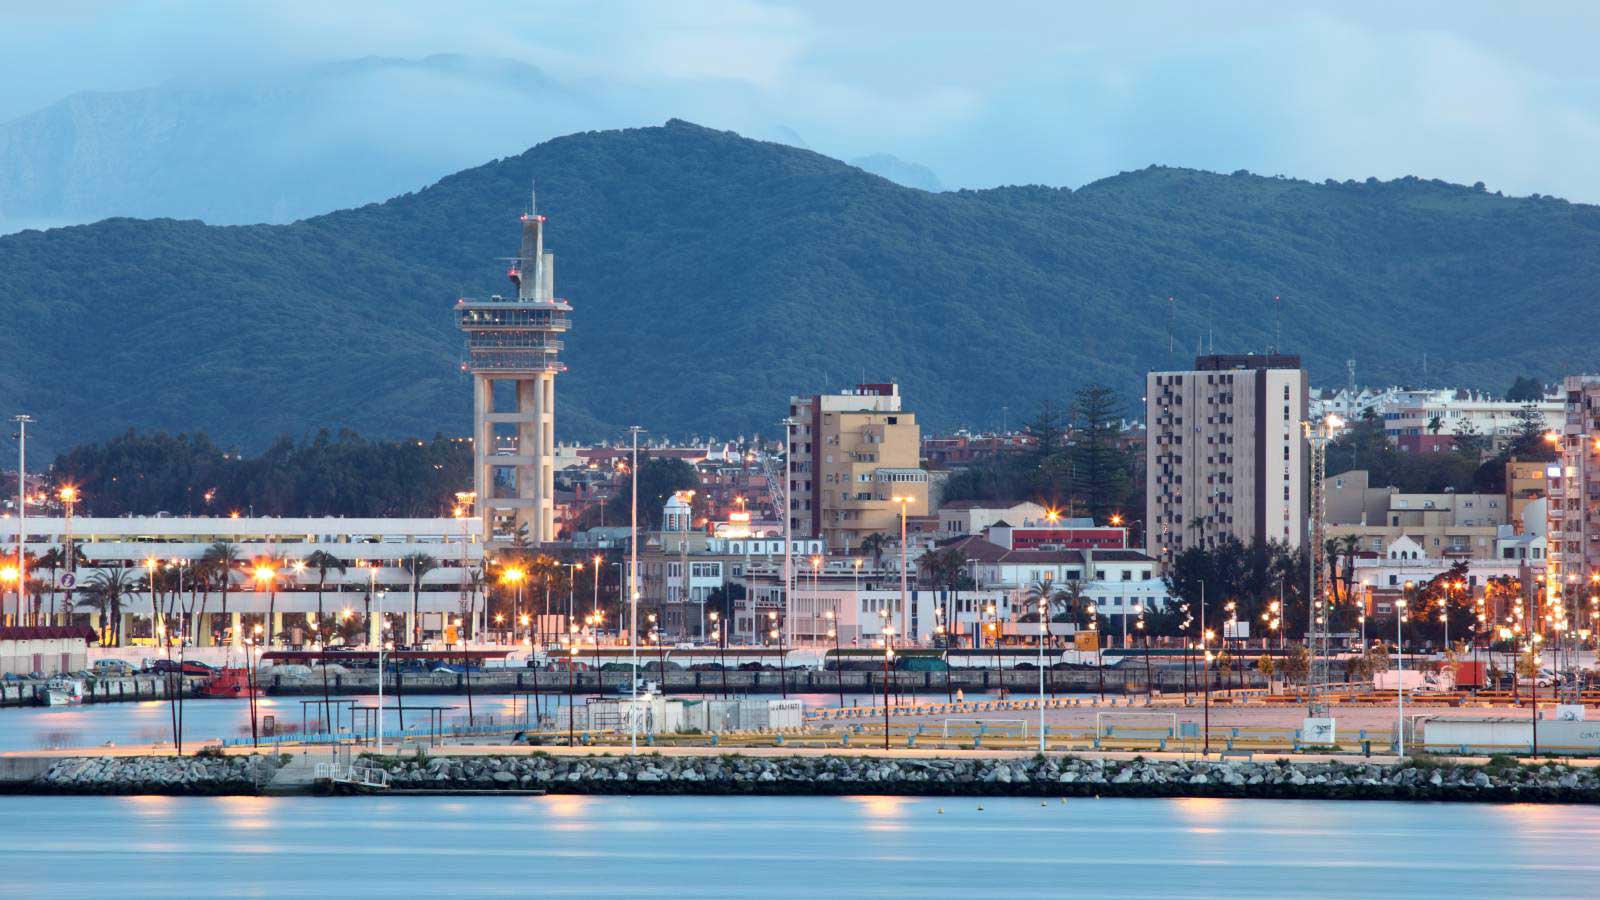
[3,795,1600,898]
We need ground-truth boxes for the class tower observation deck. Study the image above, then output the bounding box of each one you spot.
[456,191,572,545]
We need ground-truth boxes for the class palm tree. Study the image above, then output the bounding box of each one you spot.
[1021,580,1062,623]
[401,553,438,646]
[303,550,346,640]
[78,566,137,646]
[464,565,487,640]
[36,547,65,625]
[201,541,241,646]
[859,533,890,571]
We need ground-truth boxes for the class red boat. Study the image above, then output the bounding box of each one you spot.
[201,667,258,698]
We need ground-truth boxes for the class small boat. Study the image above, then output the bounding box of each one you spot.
[43,676,85,706]
[201,667,257,698]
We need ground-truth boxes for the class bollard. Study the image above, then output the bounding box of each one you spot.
[711,734,720,747]
[907,735,917,748]
[1159,738,1167,752]
[973,735,983,750]
[646,734,655,746]
[840,731,849,747]
[1361,740,1371,757]
[775,734,785,746]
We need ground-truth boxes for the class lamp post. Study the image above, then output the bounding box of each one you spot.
[1396,597,1407,756]
[565,561,583,636]
[629,424,643,755]
[503,567,526,649]
[568,625,579,747]
[252,564,276,650]
[1036,594,1046,752]
[592,554,603,620]
[1202,627,1214,756]
[825,610,842,707]
[145,557,161,648]
[710,611,728,699]
[1136,612,1151,701]
[893,496,912,641]
[247,623,263,749]
[1088,602,1104,702]
[59,485,77,627]
[882,623,896,750]
[810,554,822,647]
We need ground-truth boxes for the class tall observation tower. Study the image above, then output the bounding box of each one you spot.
[456,190,571,545]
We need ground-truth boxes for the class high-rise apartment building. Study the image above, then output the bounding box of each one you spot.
[1146,354,1307,563]
[1546,375,1600,595]
[787,384,929,552]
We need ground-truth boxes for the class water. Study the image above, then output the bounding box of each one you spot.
[2,794,1597,898]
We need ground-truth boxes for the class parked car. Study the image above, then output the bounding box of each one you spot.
[180,661,217,677]
[91,659,136,678]
[145,659,184,674]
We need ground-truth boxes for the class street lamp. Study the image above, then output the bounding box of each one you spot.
[252,564,276,649]
[882,623,896,750]
[824,609,842,706]
[892,496,913,642]
[502,567,526,647]
[1395,597,1407,756]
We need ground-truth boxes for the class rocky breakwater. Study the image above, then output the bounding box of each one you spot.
[374,753,1600,803]
[16,753,284,795]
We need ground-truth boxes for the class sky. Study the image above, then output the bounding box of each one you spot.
[4,0,1600,200]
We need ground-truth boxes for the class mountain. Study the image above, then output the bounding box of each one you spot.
[4,119,1600,458]
[850,153,944,191]
[0,54,607,232]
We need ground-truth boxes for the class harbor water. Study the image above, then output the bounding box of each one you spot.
[2,794,1597,898]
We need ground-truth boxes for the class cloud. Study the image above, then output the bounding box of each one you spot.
[3,1,1600,200]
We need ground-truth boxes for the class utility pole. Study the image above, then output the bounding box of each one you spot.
[14,415,32,627]
[629,425,643,754]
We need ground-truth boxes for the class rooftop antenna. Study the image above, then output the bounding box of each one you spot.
[1206,297,1214,355]
[1166,296,1175,363]
[1273,295,1282,354]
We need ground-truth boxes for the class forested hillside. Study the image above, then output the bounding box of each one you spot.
[4,119,1599,456]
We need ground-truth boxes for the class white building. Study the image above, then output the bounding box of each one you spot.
[0,516,484,646]
[937,500,1048,538]
[1379,388,1560,443]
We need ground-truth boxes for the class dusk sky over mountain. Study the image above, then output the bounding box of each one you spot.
[7,1,1600,203]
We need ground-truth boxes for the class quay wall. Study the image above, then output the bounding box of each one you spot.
[10,751,1600,803]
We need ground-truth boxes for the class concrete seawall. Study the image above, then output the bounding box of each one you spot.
[7,751,1600,803]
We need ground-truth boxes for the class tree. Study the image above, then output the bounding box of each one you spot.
[200,541,240,645]
[1256,653,1276,693]
[1453,419,1489,462]
[36,547,65,624]
[1505,404,1557,461]
[401,553,438,646]
[859,533,890,570]
[1505,376,1544,403]
[1068,384,1133,521]
[78,566,137,646]
[303,550,346,640]
[1281,644,1311,687]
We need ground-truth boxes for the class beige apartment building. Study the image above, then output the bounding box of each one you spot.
[1548,375,1600,593]
[1146,354,1307,563]
[1324,469,1508,559]
[788,383,929,552]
